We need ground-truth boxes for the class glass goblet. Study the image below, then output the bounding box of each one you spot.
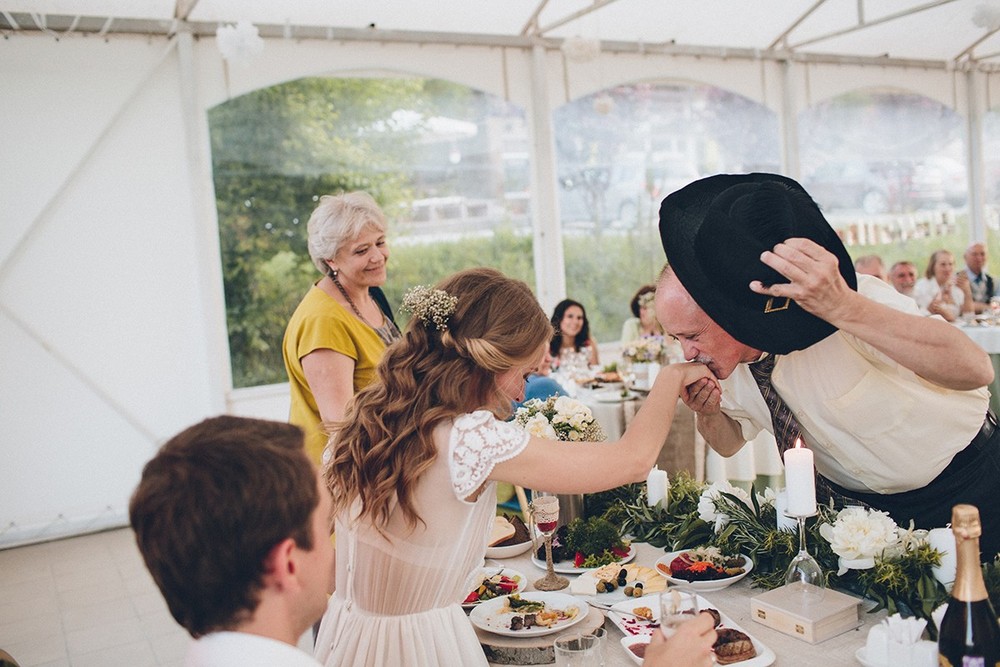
[530,491,568,591]
[783,515,826,600]
[658,586,700,638]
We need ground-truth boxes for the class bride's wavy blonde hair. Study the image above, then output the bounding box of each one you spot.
[324,267,554,531]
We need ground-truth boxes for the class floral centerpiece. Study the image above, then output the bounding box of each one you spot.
[513,395,605,442]
[600,473,1000,633]
[622,335,669,363]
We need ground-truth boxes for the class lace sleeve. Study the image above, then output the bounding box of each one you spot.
[449,410,530,499]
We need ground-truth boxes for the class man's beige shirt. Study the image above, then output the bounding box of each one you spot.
[719,275,989,494]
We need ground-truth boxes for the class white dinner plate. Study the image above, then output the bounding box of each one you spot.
[855,647,884,667]
[654,550,754,592]
[461,566,527,608]
[530,544,636,574]
[592,389,639,403]
[485,539,533,559]
[609,594,776,666]
[468,591,585,638]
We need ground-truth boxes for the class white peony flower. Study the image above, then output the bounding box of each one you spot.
[553,396,588,417]
[697,481,753,533]
[819,506,899,575]
[756,487,778,508]
[524,413,558,440]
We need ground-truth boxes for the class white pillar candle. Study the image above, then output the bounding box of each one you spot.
[646,466,668,507]
[774,489,798,530]
[783,440,817,516]
[926,527,956,590]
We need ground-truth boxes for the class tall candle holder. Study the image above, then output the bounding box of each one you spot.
[783,511,826,599]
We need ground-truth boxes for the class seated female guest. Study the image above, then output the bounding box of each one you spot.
[282,192,401,464]
[550,298,599,368]
[913,249,973,322]
[314,268,714,667]
[621,284,664,344]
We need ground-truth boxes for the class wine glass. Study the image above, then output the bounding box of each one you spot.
[783,515,826,600]
[530,491,568,591]
[659,585,700,638]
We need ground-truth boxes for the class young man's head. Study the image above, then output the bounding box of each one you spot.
[129,416,333,641]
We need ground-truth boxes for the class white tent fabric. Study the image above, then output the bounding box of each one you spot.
[2,0,1000,548]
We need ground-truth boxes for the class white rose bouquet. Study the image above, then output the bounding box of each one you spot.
[819,506,900,575]
[513,395,606,442]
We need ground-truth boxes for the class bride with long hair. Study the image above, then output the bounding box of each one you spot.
[315,267,716,667]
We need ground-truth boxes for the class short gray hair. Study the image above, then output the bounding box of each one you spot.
[307,192,387,274]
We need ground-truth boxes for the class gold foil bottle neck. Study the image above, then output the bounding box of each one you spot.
[951,504,982,539]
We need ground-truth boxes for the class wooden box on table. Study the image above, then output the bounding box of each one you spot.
[749,585,862,644]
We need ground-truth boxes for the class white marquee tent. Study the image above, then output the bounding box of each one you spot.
[4,0,1000,548]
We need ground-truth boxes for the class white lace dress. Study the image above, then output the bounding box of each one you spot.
[314,410,530,667]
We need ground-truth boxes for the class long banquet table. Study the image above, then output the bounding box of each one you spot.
[958,322,1000,415]
[483,542,886,667]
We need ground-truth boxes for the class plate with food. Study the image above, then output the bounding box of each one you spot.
[654,547,753,592]
[611,595,775,666]
[532,543,635,574]
[485,514,533,559]
[468,592,584,638]
[531,517,634,573]
[570,563,666,603]
[461,566,527,608]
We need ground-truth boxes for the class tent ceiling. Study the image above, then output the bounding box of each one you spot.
[4,0,1000,69]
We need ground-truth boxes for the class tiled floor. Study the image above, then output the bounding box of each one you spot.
[0,528,315,666]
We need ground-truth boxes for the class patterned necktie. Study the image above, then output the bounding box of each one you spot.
[748,354,801,456]
[748,354,853,508]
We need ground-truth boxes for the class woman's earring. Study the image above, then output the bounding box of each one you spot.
[328,264,338,279]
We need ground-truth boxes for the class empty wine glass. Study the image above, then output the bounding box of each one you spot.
[659,586,700,637]
[783,515,826,600]
[530,491,568,591]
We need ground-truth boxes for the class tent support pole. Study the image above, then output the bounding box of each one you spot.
[529,43,566,314]
[176,30,231,412]
[966,68,986,242]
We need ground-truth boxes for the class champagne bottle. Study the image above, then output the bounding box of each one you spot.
[938,504,1000,667]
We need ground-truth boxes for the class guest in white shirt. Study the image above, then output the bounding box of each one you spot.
[853,254,886,281]
[889,260,917,297]
[912,249,973,322]
[963,241,996,314]
[129,416,333,667]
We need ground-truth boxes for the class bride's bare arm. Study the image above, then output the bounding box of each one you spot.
[489,363,715,494]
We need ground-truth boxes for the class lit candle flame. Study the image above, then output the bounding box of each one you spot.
[794,438,803,449]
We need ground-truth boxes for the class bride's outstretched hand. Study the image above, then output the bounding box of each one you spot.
[670,363,721,415]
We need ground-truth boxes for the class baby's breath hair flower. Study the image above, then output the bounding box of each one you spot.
[637,291,656,309]
[401,285,458,331]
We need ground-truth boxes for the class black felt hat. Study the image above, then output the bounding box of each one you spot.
[658,173,857,354]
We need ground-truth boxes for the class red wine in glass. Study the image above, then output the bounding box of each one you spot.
[537,520,558,534]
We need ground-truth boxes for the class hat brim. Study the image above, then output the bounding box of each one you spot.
[659,173,857,354]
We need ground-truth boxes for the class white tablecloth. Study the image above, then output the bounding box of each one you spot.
[959,322,1000,353]
[486,542,885,666]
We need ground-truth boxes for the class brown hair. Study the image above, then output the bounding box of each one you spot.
[325,267,552,532]
[129,416,318,638]
[925,249,953,279]
[629,284,657,317]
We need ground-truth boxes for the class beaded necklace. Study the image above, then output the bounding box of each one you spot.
[332,276,401,346]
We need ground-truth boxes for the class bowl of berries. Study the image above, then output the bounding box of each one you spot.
[653,547,753,593]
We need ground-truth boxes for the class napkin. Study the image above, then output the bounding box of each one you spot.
[864,613,936,667]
